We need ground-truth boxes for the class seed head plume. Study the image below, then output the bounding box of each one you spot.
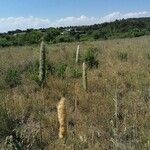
[39,41,46,86]
[57,97,67,139]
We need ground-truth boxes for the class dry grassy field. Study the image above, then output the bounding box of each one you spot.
[0,36,150,149]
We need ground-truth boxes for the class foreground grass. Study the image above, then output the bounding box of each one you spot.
[0,36,150,149]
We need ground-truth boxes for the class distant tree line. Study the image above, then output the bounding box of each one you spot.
[0,17,150,47]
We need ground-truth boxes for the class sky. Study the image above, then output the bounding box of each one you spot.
[0,0,150,32]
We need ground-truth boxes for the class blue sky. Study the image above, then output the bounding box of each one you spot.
[0,0,150,32]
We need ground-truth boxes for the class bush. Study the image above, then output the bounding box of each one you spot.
[55,63,67,78]
[25,60,55,85]
[44,28,60,42]
[92,30,108,40]
[0,37,12,47]
[71,67,82,78]
[117,51,128,61]
[83,47,99,68]
[55,35,74,43]
[5,69,21,88]
[65,66,82,78]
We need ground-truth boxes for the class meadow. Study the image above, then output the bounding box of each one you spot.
[0,36,149,150]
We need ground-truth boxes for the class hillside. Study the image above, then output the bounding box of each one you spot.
[0,36,149,149]
[0,17,150,47]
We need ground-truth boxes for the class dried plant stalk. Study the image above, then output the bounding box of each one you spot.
[82,62,87,91]
[57,97,67,139]
[76,45,80,63]
[39,41,46,86]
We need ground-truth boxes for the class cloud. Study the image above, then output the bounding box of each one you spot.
[100,11,150,23]
[52,15,99,27]
[0,11,150,33]
[0,16,51,32]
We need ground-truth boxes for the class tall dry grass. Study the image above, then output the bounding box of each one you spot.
[0,36,149,149]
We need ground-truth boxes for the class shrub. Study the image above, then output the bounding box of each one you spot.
[44,28,60,42]
[71,67,82,78]
[83,47,99,68]
[65,66,82,78]
[55,63,67,78]
[92,30,108,40]
[55,35,74,43]
[117,51,128,61]
[25,60,55,85]
[5,69,21,88]
[0,37,12,47]
[93,31,100,40]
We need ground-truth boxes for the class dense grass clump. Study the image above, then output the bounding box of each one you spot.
[117,51,128,62]
[83,46,99,68]
[5,68,21,88]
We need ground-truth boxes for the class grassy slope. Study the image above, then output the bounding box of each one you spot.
[0,36,150,149]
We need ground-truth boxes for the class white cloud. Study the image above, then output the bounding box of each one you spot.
[100,11,150,23]
[52,15,99,27]
[123,11,150,18]
[0,11,150,33]
[0,16,51,33]
[101,12,121,22]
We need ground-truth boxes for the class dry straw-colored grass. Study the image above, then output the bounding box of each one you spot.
[57,97,67,139]
[0,36,149,149]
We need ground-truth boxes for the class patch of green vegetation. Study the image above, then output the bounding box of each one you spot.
[83,46,99,68]
[5,69,21,88]
[1,17,150,47]
[117,51,128,62]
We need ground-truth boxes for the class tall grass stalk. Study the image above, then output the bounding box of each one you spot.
[113,80,118,150]
[76,45,80,63]
[39,41,46,86]
[82,62,87,91]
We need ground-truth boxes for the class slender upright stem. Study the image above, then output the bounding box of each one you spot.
[76,45,80,63]
[39,41,46,86]
[82,62,87,91]
[113,80,118,149]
